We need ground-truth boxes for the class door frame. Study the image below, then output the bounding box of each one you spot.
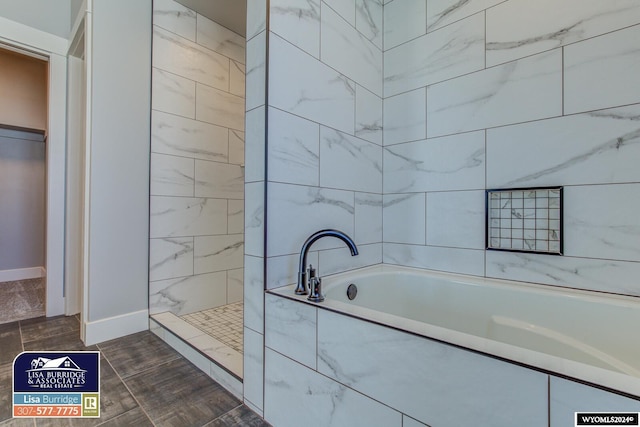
[0,15,68,317]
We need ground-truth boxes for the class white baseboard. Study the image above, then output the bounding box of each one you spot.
[83,309,149,346]
[0,267,45,283]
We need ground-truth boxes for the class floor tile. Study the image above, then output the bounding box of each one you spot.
[0,279,45,324]
[124,358,240,426]
[22,331,94,352]
[20,316,79,344]
[97,332,181,379]
[0,322,22,365]
[205,405,271,426]
[0,364,13,423]
[0,418,36,426]
[96,407,154,427]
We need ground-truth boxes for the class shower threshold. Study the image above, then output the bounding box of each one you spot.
[150,307,243,390]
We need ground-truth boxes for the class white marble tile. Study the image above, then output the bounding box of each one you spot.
[384,0,426,50]
[209,359,243,400]
[317,309,548,427]
[384,131,485,193]
[150,153,194,197]
[194,234,244,274]
[267,183,355,257]
[270,0,321,58]
[152,110,228,162]
[427,0,504,33]
[318,243,382,276]
[269,33,355,134]
[153,0,196,41]
[149,318,165,339]
[152,68,196,118]
[227,268,243,303]
[243,327,264,411]
[384,13,485,97]
[268,107,320,186]
[383,88,426,145]
[487,104,640,188]
[196,14,245,64]
[246,31,266,112]
[149,237,194,281]
[355,0,382,49]
[247,0,267,40]
[188,333,243,378]
[245,106,265,182]
[153,25,229,91]
[244,255,265,332]
[195,160,244,199]
[151,312,204,339]
[323,0,355,26]
[149,271,227,315]
[228,199,244,234]
[245,182,265,257]
[163,328,212,374]
[265,294,317,369]
[196,83,245,131]
[265,348,402,427]
[384,243,485,276]
[150,196,227,238]
[267,251,318,289]
[564,184,640,262]
[427,49,562,138]
[355,192,382,244]
[228,129,245,165]
[229,61,245,97]
[321,4,383,97]
[485,251,640,296]
[486,0,640,67]
[565,24,640,115]
[550,377,640,427]
[427,190,485,249]
[383,193,425,245]
[319,127,382,193]
[355,86,382,145]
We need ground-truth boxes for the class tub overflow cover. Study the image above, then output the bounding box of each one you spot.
[347,283,357,300]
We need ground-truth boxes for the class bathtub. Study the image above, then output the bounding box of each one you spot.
[272,264,640,398]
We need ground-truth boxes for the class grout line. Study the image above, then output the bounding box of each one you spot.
[97,344,158,426]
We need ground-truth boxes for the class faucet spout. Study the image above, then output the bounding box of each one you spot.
[295,229,358,295]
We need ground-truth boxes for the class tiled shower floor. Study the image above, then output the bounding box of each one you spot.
[181,302,244,354]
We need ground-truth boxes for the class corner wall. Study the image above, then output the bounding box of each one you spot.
[382,0,640,297]
[83,0,151,343]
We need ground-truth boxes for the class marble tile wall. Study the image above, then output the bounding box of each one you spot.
[382,0,640,297]
[266,0,384,291]
[150,0,246,315]
[244,0,268,416]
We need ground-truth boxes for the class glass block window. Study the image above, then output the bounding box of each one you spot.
[486,187,563,255]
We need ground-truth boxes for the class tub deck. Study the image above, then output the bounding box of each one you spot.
[270,264,640,398]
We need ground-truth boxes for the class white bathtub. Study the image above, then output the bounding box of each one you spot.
[274,264,640,398]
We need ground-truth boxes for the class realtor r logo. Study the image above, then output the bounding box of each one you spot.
[82,394,100,417]
[84,396,97,409]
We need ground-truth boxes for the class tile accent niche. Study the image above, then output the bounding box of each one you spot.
[149,0,246,318]
[487,187,563,254]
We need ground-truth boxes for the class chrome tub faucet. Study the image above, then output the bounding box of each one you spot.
[295,229,359,302]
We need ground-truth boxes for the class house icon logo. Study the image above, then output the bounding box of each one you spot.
[29,356,85,372]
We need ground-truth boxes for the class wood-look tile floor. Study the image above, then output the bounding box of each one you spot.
[0,279,45,324]
[0,316,270,427]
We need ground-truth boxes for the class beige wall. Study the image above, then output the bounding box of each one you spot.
[0,48,47,131]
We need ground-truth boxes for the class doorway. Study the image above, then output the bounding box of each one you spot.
[0,47,48,324]
[148,0,248,386]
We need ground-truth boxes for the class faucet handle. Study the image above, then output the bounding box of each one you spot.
[308,265,316,279]
[307,265,324,302]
